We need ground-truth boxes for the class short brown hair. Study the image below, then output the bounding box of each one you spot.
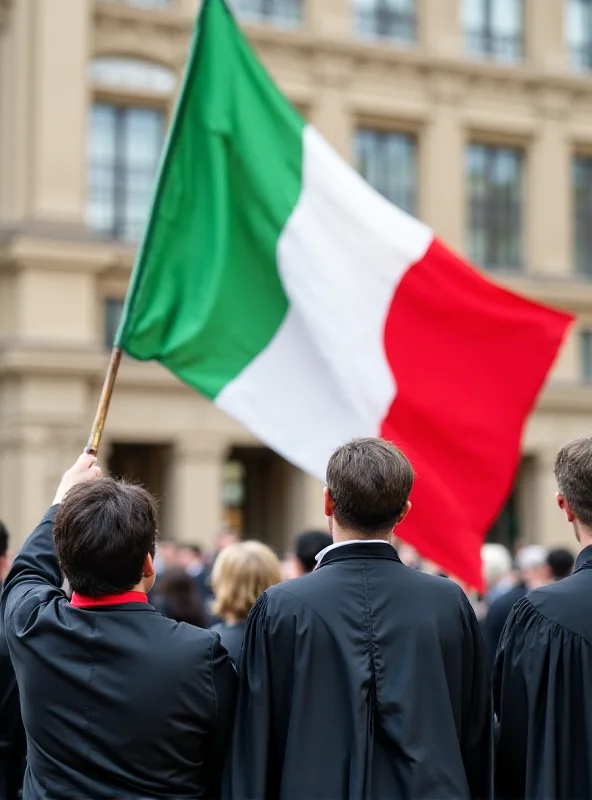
[326,437,414,535]
[554,437,592,527]
[54,478,158,597]
[212,541,282,621]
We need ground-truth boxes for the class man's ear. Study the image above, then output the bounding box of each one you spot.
[556,493,577,523]
[396,500,412,527]
[142,553,156,593]
[143,553,156,579]
[324,487,335,518]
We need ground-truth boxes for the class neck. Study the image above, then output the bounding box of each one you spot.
[331,526,391,545]
[131,580,148,594]
[578,531,592,550]
[573,518,592,549]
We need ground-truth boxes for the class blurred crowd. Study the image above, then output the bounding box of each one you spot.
[116,524,576,675]
[478,541,574,668]
[144,529,334,664]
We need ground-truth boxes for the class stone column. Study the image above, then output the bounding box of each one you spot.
[281,467,328,551]
[310,51,353,161]
[419,0,462,57]
[298,473,329,530]
[422,74,466,251]
[525,0,566,73]
[0,0,91,226]
[526,89,571,277]
[517,450,570,549]
[164,433,228,547]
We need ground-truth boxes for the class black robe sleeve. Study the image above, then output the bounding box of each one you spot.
[203,635,237,800]
[0,615,26,800]
[492,601,528,799]
[493,597,592,800]
[460,593,494,800]
[223,593,275,800]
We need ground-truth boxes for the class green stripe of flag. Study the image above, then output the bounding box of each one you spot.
[117,0,304,399]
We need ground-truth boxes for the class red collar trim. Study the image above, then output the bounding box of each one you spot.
[71,591,148,608]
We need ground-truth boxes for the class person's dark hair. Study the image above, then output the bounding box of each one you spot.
[547,548,575,581]
[326,438,414,535]
[53,478,158,597]
[158,568,208,628]
[554,437,592,527]
[295,530,332,574]
[0,520,8,559]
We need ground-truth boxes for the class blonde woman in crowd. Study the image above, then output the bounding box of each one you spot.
[210,541,282,664]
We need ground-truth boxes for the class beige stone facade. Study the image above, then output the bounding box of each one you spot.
[0,0,590,560]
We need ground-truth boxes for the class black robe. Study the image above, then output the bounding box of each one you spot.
[224,541,493,800]
[493,545,592,800]
[1,507,237,799]
[0,585,26,799]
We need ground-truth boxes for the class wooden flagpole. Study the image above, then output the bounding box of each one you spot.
[85,346,123,457]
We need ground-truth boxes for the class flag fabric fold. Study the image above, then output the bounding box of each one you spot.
[118,0,573,588]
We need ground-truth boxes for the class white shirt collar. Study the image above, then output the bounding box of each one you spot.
[315,539,392,566]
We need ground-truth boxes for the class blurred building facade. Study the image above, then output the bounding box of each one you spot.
[0,0,591,559]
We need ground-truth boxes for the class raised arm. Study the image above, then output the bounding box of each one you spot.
[1,454,101,621]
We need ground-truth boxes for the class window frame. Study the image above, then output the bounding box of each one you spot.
[103,297,126,350]
[353,0,417,44]
[465,141,525,272]
[229,0,304,27]
[573,154,592,277]
[581,330,592,384]
[354,127,418,215]
[87,97,168,243]
[463,0,524,63]
[567,0,592,72]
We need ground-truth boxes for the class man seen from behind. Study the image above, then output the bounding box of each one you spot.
[1,454,237,800]
[494,437,592,800]
[224,437,493,800]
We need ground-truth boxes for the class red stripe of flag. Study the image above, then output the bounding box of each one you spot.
[381,238,573,590]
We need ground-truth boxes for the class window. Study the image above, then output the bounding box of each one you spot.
[462,0,523,62]
[573,156,592,275]
[229,0,302,26]
[104,299,125,349]
[567,0,592,71]
[355,130,417,214]
[87,104,165,242]
[354,0,416,43]
[466,144,523,270]
[582,332,592,383]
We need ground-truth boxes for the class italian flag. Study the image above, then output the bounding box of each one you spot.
[118,0,572,588]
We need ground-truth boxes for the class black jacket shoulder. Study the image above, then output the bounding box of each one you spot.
[525,567,592,644]
[263,556,471,636]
